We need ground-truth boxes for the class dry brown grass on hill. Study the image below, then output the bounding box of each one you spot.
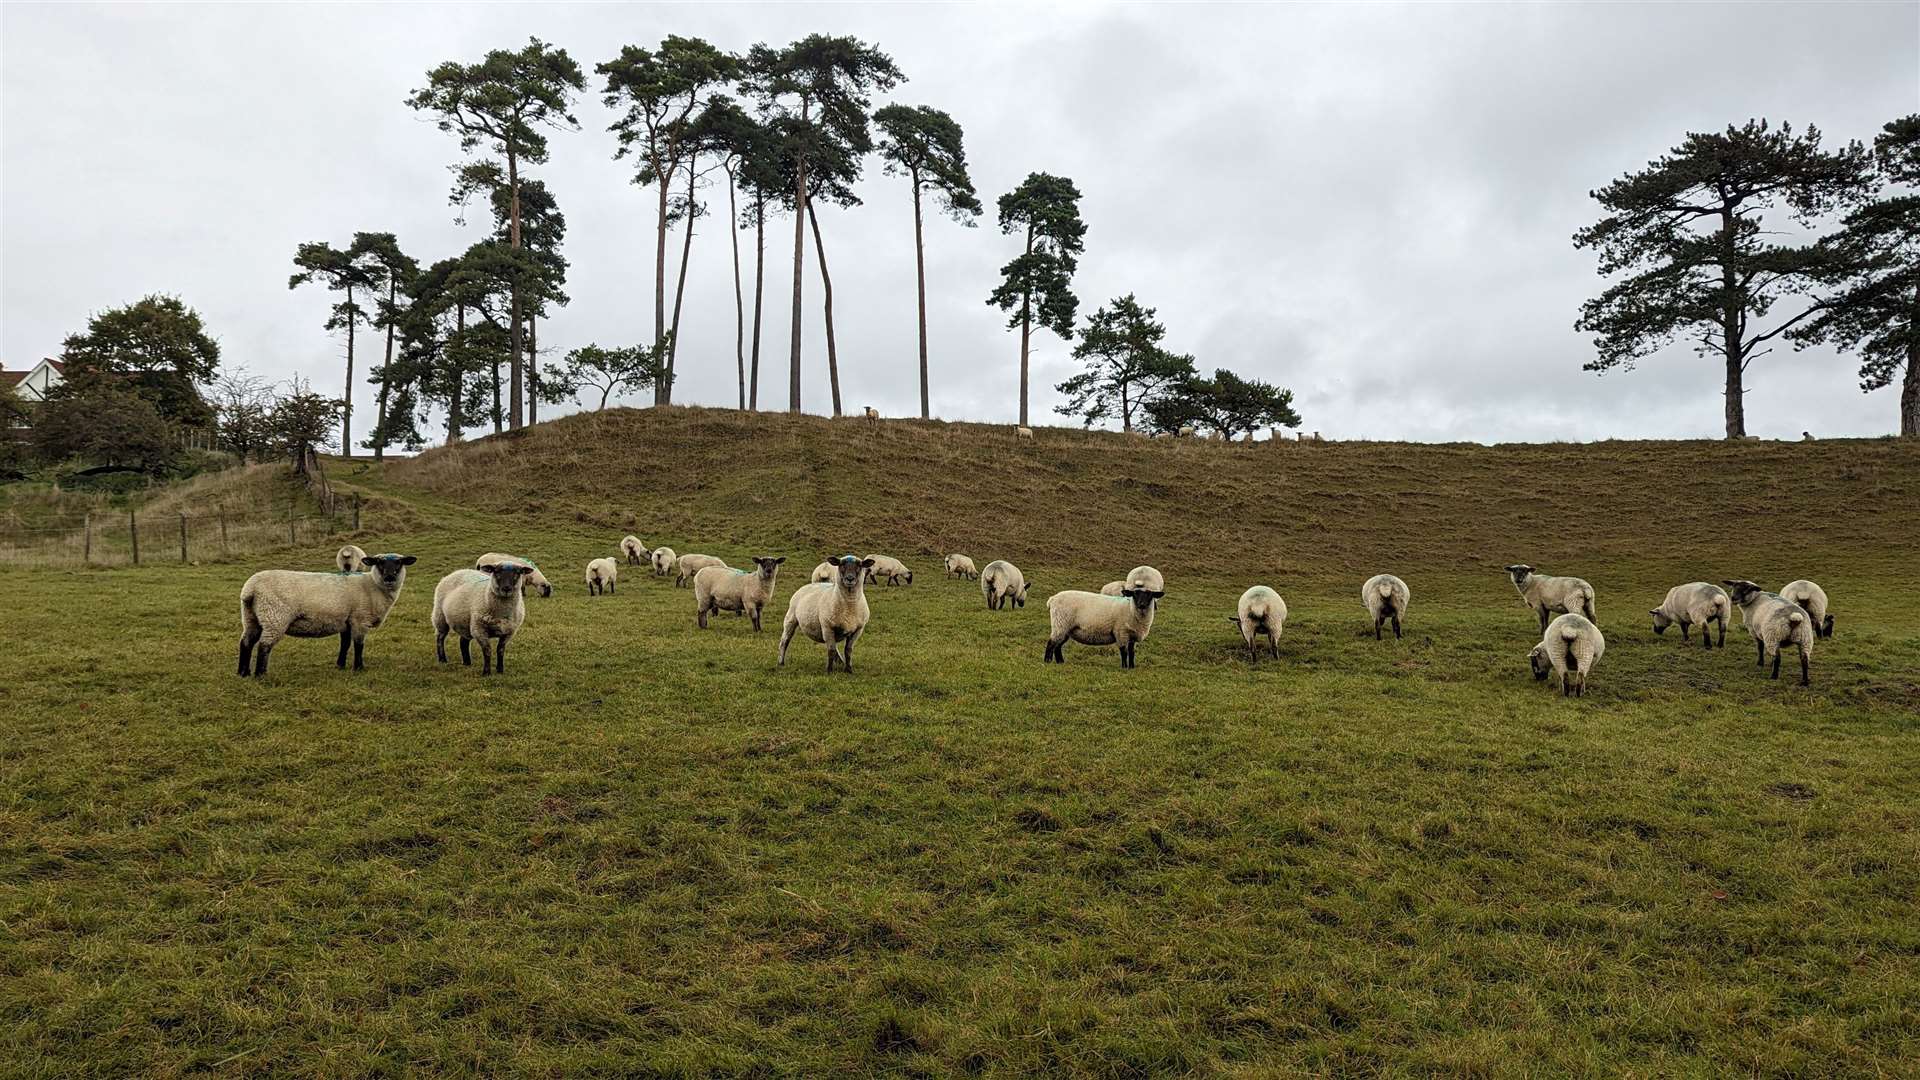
[383,406,1920,584]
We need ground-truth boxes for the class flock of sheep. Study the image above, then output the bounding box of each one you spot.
[231,537,1835,691]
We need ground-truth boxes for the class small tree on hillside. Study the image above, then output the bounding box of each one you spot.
[989,172,1086,426]
[58,295,220,428]
[1146,369,1300,441]
[211,370,276,463]
[351,233,419,459]
[1053,294,1196,432]
[876,103,982,419]
[290,238,383,457]
[1794,114,1920,437]
[1574,120,1872,438]
[543,340,670,410]
[267,380,345,474]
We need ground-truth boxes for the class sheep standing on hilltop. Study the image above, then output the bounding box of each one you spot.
[945,554,978,580]
[981,560,1031,610]
[621,536,648,565]
[477,553,552,598]
[695,557,785,630]
[1228,585,1287,660]
[586,557,617,596]
[780,555,874,672]
[1724,580,1815,685]
[335,545,368,573]
[1505,564,1597,632]
[1780,579,1834,639]
[1650,581,1730,648]
[650,546,676,577]
[432,561,535,675]
[1529,613,1605,697]
[1046,586,1164,667]
[675,553,729,587]
[237,553,416,678]
[1362,573,1410,640]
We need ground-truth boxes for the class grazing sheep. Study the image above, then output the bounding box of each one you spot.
[675,553,730,588]
[586,557,618,596]
[1724,580,1815,685]
[945,554,978,580]
[810,560,837,583]
[237,553,416,678]
[621,536,648,565]
[1779,579,1834,639]
[779,556,873,672]
[1528,612,1606,697]
[1016,426,1034,439]
[1045,587,1164,667]
[695,557,785,630]
[864,554,913,586]
[476,553,552,598]
[981,560,1031,610]
[334,544,367,573]
[1505,564,1597,632]
[1228,585,1286,660]
[432,562,534,676]
[1362,573,1410,640]
[1100,565,1167,597]
[650,546,676,577]
[1650,581,1730,648]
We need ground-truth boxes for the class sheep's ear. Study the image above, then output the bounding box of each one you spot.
[1648,609,1660,616]
[859,558,875,568]
[772,557,786,565]
[479,564,497,574]
[1121,587,1137,597]
[361,556,377,568]
[1226,616,1241,626]
[399,556,417,565]
[1150,590,1165,599]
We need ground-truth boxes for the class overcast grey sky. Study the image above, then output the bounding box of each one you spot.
[3,2,1915,443]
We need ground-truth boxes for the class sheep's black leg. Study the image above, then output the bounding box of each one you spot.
[352,636,364,671]
[238,632,258,677]
[1392,616,1401,640]
[1681,621,1691,644]
[1799,649,1809,685]
[480,640,494,676]
[253,644,271,678]
[337,630,351,669]
[698,604,708,629]
[1717,619,1726,648]
[1538,608,1550,634]
[752,608,762,632]
[436,628,449,663]
[1374,616,1383,640]
[1770,650,1781,680]
[1756,639,1766,667]
[496,638,506,674]
[842,633,857,673]
[461,637,472,666]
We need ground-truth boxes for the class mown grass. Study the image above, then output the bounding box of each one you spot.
[3,411,1918,1076]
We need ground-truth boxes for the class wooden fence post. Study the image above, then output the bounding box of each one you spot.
[83,512,92,565]
[288,500,297,547]
[129,510,140,565]
[179,513,188,563]
[219,510,229,555]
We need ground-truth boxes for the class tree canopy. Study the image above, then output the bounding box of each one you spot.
[57,294,220,428]
[1145,369,1301,441]
[1054,294,1197,432]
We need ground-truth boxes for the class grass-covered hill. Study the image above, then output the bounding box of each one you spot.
[5,408,1918,1076]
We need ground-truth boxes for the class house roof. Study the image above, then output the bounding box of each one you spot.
[1,358,63,386]
[0,371,24,388]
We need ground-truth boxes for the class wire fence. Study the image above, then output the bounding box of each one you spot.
[0,495,364,568]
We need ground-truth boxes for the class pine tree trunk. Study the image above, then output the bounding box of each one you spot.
[655,151,671,405]
[449,305,465,444]
[528,314,538,425]
[507,151,524,431]
[789,98,810,414]
[728,165,745,411]
[375,278,395,461]
[1720,209,1744,440]
[750,198,765,411]
[1018,224,1034,428]
[807,201,842,418]
[667,161,696,401]
[912,171,930,420]
[342,284,355,458]
[1121,382,1131,433]
[1903,320,1919,438]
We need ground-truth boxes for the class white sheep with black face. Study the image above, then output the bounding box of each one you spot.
[980,560,1031,610]
[476,553,552,598]
[695,557,785,631]
[1227,585,1286,661]
[621,536,648,565]
[675,553,729,587]
[780,556,874,672]
[863,554,914,586]
[1362,574,1410,640]
[1045,587,1165,668]
[1724,580,1815,685]
[586,557,618,596]
[945,554,978,580]
[335,544,368,573]
[432,561,535,676]
[1528,612,1605,697]
[1650,582,1730,648]
[1779,580,1834,639]
[1506,564,1596,632]
[237,553,417,678]
[650,546,676,577]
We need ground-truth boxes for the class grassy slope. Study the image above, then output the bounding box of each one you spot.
[4,408,1917,1077]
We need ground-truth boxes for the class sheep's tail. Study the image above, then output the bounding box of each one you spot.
[1712,593,1729,615]
[1560,623,1582,643]
[1376,583,1394,600]
[1787,609,1806,627]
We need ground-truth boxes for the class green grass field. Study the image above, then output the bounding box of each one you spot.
[5,409,1918,1076]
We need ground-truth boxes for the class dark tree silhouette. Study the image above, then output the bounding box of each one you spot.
[876,104,981,419]
[1054,294,1196,432]
[989,172,1086,426]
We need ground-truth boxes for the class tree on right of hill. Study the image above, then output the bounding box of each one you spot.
[1053,294,1196,433]
[1145,369,1300,441]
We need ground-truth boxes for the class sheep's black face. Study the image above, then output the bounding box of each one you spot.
[479,563,533,596]
[362,553,417,587]
[830,556,870,591]
[1122,588,1166,613]
[755,556,786,580]
[1650,609,1671,634]
[1721,580,1762,606]
[1528,646,1551,681]
[1505,564,1533,586]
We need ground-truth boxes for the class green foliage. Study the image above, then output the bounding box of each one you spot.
[988,172,1087,339]
[0,375,28,428]
[1146,368,1301,440]
[597,36,740,189]
[209,371,276,463]
[742,35,902,163]
[1054,294,1198,431]
[288,238,381,332]
[266,381,344,462]
[874,104,982,222]
[31,376,176,473]
[1794,115,1920,434]
[407,38,584,173]
[544,340,671,410]
[57,295,220,428]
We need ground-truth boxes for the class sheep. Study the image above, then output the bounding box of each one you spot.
[1505,564,1597,632]
[864,406,879,419]
[980,560,1031,610]
[1016,426,1034,439]
[586,557,618,596]
[1528,612,1606,697]
[1100,565,1165,595]
[1362,573,1410,640]
[1045,586,1164,667]
[620,535,648,565]
[1649,581,1730,648]
[237,553,416,678]
[1779,579,1834,639]
[810,560,837,583]
[864,554,914,586]
[334,544,367,573]
[779,555,873,672]
[945,554,978,580]
[432,561,534,675]
[650,546,676,577]
[476,553,552,598]
[675,553,730,588]
[1227,585,1286,660]
[695,557,785,630]
[1724,580,1815,684]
